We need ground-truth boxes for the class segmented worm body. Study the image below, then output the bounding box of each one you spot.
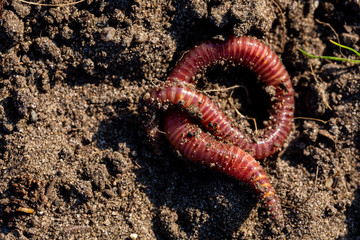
[164,110,284,227]
[148,36,294,159]
[144,36,294,227]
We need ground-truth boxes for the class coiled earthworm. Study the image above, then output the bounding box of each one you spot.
[143,36,293,227]
[163,110,284,227]
[147,36,294,159]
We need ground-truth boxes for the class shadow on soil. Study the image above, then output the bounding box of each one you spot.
[342,186,360,239]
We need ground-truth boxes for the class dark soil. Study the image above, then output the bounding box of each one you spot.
[1,0,360,239]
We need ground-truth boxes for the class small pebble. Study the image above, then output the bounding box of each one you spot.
[101,27,116,42]
[130,233,138,239]
[61,25,73,40]
[30,110,38,122]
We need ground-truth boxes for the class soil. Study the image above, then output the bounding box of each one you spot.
[0,0,360,239]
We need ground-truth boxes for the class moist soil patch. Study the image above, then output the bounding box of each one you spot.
[0,0,360,239]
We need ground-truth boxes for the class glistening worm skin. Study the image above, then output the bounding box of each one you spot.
[148,36,295,159]
[163,110,284,227]
[143,36,293,227]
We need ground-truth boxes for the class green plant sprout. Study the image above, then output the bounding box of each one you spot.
[298,40,360,64]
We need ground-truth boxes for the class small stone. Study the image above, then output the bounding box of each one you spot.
[130,233,138,239]
[61,25,73,40]
[101,27,116,42]
[29,110,38,122]
[104,218,111,226]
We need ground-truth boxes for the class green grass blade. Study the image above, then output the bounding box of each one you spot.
[330,40,360,58]
[298,49,321,59]
[298,48,360,64]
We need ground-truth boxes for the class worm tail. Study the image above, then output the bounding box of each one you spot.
[163,110,284,228]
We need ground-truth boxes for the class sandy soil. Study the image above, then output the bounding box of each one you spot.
[0,0,360,239]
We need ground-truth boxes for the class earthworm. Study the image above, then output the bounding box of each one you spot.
[163,110,284,227]
[147,36,294,159]
[143,36,293,227]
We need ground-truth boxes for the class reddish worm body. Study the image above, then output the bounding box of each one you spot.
[145,36,294,227]
[149,36,294,159]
